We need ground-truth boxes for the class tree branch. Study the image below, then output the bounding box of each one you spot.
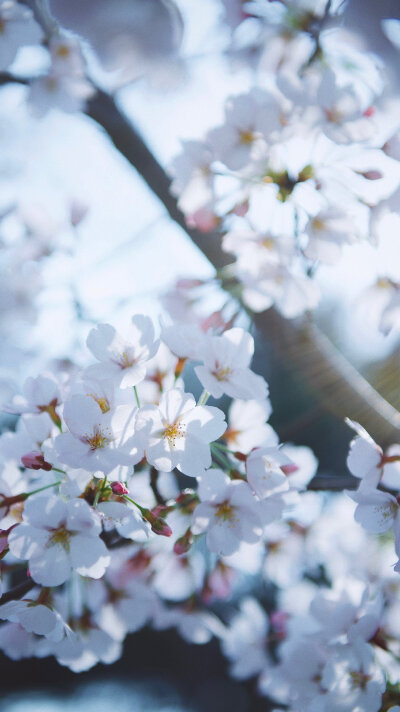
[86,89,229,271]
[0,578,35,605]
[0,72,29,86]
[85,89,400,448]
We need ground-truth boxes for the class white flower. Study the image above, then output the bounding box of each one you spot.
[3,374,60,416]
[346,419,400,489]
[8,495,110,586]
[303,207,361,265]
[98,500,149,542]
[321,640,385,712]
[246,446,292,499]
[191,469,262,555]
[0,411,55,463]
[221,597,271,679]
[161,322,206,360]
[53,625,121,672]
[170,140,214,214]
[236,254,320,318]
[224,399,276,453]
[28,73,95,116]
[96,579,156,638]
[55,395,142,474]
[347,488,399,534]
[207,90,281,171]
[86,315,159,387]
[0,599,65,641]
[136,388,226,477]
[194,328,268,400]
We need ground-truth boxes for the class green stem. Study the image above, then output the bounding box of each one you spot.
[134,386,141,409]
[123,494,146,514]
[26,480,62,498]
[211,444,232,471]
[51,466,66,474]
[198,390,210,406]
[212,442,239,456]
[93,476,107,508]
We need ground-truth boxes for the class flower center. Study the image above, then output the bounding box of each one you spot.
[88,393,110,413]
[85,426,112,450]
[239,129,255,145]
[163,422,186,446]
[312,217,325,232]
[215,502,237,524]
[212,365,231,382]
[48,525,71,551]
[118,350,135,370]
[55,44,71,58]
[349,671,371,691]
[261,237,275,250]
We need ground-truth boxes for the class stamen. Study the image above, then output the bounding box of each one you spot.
[163,422,186,447]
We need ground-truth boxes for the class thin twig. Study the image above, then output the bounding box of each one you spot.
[0,578,36,605]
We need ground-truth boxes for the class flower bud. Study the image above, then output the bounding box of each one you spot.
[173,527,193,555]
[234,451,247,462]
[111,481,129,495]
[142,508,172,537]
[281,463,299,476]
[21,451,53,471]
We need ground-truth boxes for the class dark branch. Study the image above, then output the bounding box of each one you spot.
[308,473,358,491]
[0,578,36,605]
[0,72,29,86]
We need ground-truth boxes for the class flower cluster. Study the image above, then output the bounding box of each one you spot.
[0,313,315,671]
[170,4,400,322]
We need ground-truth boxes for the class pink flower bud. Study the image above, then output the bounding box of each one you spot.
[173,528,193,555]
[232,200,249,217]
[281,463,299,476]
[111,481,129,495]
[21,451,53,471]
[186,208,220,233]
[143,508,172,537]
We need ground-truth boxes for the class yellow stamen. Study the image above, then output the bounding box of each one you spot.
[55,44,71,58]
[239,129,255,145]
[213,365,230,382]
[85,426,111,450]
[163,422,185,447]
[215,502,238,525]
[48,525,70,551]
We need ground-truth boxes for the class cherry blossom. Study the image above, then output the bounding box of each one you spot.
[191,468,263,556]
[86,315,159,387]
[194,328,268,400]
[136,387,226,477]
[54,395,142,474]
[8,495,110,586]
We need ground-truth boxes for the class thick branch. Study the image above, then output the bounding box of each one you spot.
[85,89,400,447]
